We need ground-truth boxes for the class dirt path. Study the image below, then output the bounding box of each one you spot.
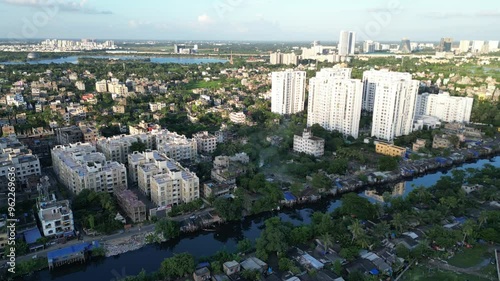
[428,260,496,280]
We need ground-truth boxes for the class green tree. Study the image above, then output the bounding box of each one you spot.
[88,214,95,229]
[319,233,333,252]
[155,219,180,240]
[290,225,313,244]
[213,197,243,221]
[256,217,290,261]
[130,141,147,153]
[237,238,253,253]
[391,213,408,234]
[312,173,331,190]
[349,220,365,243]
[337,193,377,220]
[378,156,399,171]
[160,253,195,280]
[461,219,477,243]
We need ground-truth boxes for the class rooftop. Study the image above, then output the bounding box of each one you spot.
[116,189,146,208]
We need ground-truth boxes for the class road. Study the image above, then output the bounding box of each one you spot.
[3,207,215,265]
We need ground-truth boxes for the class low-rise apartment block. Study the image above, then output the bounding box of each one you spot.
[128,121,160,135]
[375,142,406,157]
[193,131,217,154]
[37,198,74,237]
[229,112,246,124]
[51,143,127,194]
[412,139,427,152]
[55,126,84,145]
[130,150,199,207]
[79,123,99,143]
[293,129,325,157]
[432,135,453,149]
[0,135,41,183]
[211,153,249,185]
[115,189,146,223]
[156,130,197,161]
[149,102,167,112]
[96,134,155,164]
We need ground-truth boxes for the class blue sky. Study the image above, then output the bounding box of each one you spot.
[1,0,499,41]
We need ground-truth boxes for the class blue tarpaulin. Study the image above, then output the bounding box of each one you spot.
[435,157,447,164]
[284,192,297,202]
[369,269,380,275]
[47,241,100,262]
[24,228,42,244]
[335,181,342,189]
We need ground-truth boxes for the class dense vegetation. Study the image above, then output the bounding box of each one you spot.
[72,190,124,234]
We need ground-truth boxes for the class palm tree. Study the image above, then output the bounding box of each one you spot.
[356,233,371,249]
[391,213,407,234]
[349,220,365,243]
[415,186,432,204]
[462,219,477,243]
[478,211,488,229]
[319,233,333,252]
[373,221,390,239]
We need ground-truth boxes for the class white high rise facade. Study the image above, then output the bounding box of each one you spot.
[488,41,499,53]
[369,71,419,141]
[362,70,414,112]
[459,40,470,53]
[338,31,356,56]
[271,70,306,115]
[307,67,363,138]
[415,92,474,123]
[472,40,485,53]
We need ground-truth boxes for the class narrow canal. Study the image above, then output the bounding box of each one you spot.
[28,156,500,281]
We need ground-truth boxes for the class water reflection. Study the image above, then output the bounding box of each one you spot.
[363,182,406,203]
[27,156,499,281]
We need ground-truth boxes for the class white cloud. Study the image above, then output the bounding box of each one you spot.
[3,0,112,14]
[197,13,214,24]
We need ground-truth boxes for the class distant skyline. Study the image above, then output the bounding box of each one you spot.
[0,0,499,41]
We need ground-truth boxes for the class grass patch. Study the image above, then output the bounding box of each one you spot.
[479,264,498,279]
[402,265,490,281]
[448,245,489,268]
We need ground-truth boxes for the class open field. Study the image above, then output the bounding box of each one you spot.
[401,265,491,281]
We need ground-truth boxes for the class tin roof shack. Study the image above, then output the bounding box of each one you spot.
[240,257,268,274]
[213,274,231,281]
[289,247,325,271]
[313,243,345,265]
[396,236,419,250]
[223,260,241,276]
[47,241,99,269]
[194,267,211,281]
[345,258,378,276]
[360,251,392,275]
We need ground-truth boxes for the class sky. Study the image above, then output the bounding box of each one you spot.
[0,0,499,42]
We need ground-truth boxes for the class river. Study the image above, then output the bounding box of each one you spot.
[25,156,500,281]
[1,56,228,65]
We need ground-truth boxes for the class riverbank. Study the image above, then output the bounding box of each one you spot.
[96,147,500,258]
[103,233,148,257]
[15,155,499,281]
